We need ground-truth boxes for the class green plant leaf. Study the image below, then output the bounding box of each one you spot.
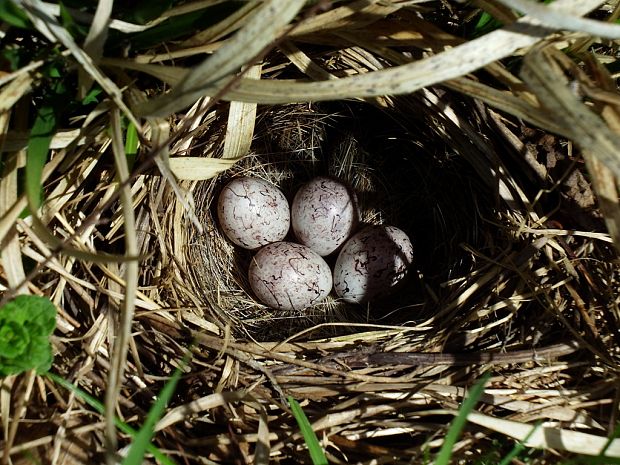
[124,121,139,155]
[434,372,490,465]
[46,372,178,465]
[122,356,186,465]
[471,11,503,37]
[59,1,88,39]
[288,396,328,465]
[82,85,103,105]
[124,121,139,170]
[0,0,31,29]
[0,295,56,376]
[1,46,22,71]
[0,321,29,357]
[26,104,56,212]
[26,69,70,213]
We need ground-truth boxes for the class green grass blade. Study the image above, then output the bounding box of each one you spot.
[122,361,184,465]
[46,372,178,465]
[124,121,139,155]
[26,65,71,214]
[434,372,490,465]
[0,0,31,29]
[26,105,56,211]
[81,85,103,105]
[124,121,139,171]
[472,11,503,37]
[497,421,541,465]
[59,1,87,39]
[288,396,328,465]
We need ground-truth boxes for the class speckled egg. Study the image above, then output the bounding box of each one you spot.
[249,242,332,311]
[291,177,358,256]
[217,177,290,250]
[333,225,414,304]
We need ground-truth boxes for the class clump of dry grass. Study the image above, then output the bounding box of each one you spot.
[2,1,620,464]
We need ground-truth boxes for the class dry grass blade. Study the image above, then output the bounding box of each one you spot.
[155,391,247,431]
[496,0,620,38]
[0,149,65,247]
[520,47,620,178]
[1,128,84,151]
[126,89,203,232]
[101,58,188,86]
[0,377,12,446]
[289,0,402,36]
[583,153,620,252]
[79,0,113,97]
[168,156,241,180]
[157,0,231,20]
[127,0,603,105]
[136,0,305,117]
[278,41,336,81]
[581,55,620,252]
[255,404,270,465]
[444,78,569,138]
[0,149,27,294]
[104,108,139,464]
[0,74,33,113]
[127,0,237,32]
[181,1,260,47]
[222,65,261,159]
[0,83,28,294]
[0,53,59,87]
[518,227,613,243]
[27,212,143,265]
[467,411,620,457]
[1,371,36,465]
[27,1,154,33]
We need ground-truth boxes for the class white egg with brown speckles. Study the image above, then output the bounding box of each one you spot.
[334,225,414,304]
[292,177,358,256]
[249,242,332,311]
[217,177,290,250]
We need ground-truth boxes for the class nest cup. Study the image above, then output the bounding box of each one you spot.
[177,99,489,340]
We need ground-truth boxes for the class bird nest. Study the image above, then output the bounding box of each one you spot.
[180,99,490,341]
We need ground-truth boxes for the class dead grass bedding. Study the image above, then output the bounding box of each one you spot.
[1,1,620,464]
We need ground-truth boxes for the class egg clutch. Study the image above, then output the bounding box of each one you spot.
[217,176,414,311]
